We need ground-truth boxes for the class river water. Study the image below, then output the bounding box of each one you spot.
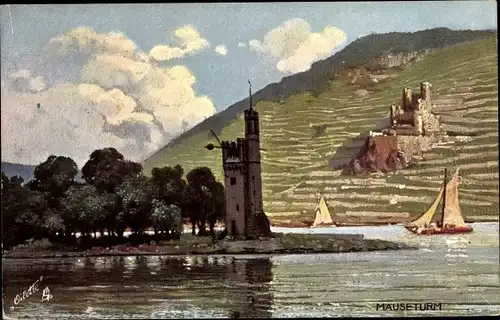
[2,222,499,318]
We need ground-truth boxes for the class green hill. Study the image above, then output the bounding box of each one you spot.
[142,28,496,159]
[143,36,498,224]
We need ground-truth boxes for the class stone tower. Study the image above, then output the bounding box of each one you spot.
[219,82,272,240]
[402,87,412,110]
[420,82,432,104]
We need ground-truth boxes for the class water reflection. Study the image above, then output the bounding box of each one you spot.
[3,256,274,319]
[227,258,274,318]
[2,223,498,318]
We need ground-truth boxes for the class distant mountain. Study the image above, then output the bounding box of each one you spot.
[1,162,85,183]
[1,162,36,183]
[142,27,497,169]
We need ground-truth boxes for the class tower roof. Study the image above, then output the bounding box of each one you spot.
[245,79,258,117]
[248,79,253,111]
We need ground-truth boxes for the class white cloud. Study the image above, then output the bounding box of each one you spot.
[48,26,137,57]
[8,69,46,93]
[237,42,246,48]
[1,27,216,167]
[1,83,160,167]
[214,44,228,56]
[249,18,346,74]
[149,25,210,61]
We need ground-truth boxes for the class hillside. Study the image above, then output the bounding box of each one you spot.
[141,27,496,166]
[142,36,498,225]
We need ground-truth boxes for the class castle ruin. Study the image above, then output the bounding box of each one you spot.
[383,81,441,159]
[343,81,442,175]
[218,84,272,240]
[387,82,440,136]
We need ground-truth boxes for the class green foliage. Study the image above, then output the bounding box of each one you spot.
[182,167,226,236]
[150,165,186,206]
[82,147,142,193]
[116,176,153,234]
[63,184,106,235]
[2,172,48,247]
[42,209,65,234]
[151,200,183,237]
[311,124,329,138]
[3,147,227,249]
[28,155,78,209]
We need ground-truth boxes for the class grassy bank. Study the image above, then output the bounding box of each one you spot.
[2,233,415,259]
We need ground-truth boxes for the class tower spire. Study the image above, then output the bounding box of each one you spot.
[248,79,253,110]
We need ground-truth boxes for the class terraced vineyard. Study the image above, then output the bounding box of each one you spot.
[143,38,498,224]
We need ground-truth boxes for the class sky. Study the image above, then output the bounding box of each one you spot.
[0,2,497,167]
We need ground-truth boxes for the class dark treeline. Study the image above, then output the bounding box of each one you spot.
[1,148,225,249]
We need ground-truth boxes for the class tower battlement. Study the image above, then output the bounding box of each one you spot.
[389,81,440,136]
[244,108,259,119]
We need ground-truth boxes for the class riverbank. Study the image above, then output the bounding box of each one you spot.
[269,215,499,228]
[2,233,415,259]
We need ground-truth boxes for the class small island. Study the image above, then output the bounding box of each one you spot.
[2,233,414,259]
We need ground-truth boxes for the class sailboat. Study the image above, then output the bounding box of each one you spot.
[404,168,473,235]
[311,196,337,227]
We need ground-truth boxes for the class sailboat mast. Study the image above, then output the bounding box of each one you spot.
[440,168,447,227]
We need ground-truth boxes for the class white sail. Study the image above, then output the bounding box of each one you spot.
[443,168,467,227]
[312,196,333,226]
[408,185,444,227]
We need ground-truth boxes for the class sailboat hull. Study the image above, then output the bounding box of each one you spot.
[404,225,473,235]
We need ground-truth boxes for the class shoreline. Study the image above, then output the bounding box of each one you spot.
[2,233,416,260]
[270,218,497,228]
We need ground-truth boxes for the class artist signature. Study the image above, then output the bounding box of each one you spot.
[12,276,53,306]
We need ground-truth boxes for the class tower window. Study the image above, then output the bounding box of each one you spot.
[230,177,236,185]
[253,190,256,195]
[236,204,239,211]
[252,175,255,181]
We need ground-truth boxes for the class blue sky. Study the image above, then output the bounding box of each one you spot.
[2,2,497,109]
[0,2,497,166]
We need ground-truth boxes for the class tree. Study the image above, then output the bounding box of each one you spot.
[150,165,186,206]
[42,209,65,240]
[62,185,106,239]
[28,155,78,209]
[82,148,142,193]
[182,184,203,235]
[183,167,225,236]
[150,200,183,239]
[2,172,48,248]
[116,176,153,236]
[207,181,226,237]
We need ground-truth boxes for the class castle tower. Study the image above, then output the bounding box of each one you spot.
[222,140,247,237]
[243,82,265,239]
[414,106,423,135]
[219,81,271,240]
[402,88,412,111]
[420,82,432,104]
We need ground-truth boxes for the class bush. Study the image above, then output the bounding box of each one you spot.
[13,238,53,251]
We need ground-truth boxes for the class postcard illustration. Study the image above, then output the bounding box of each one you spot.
[1,2,498,319]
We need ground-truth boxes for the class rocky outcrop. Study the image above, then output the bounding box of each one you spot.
[342,136,409,175]
[375,50,430,68]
